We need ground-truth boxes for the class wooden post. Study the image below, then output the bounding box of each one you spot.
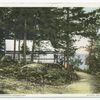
[4,39,6,55]
[18,39,20,61]
[23,19,27,63]
[31,39,35,62]
[13,37,16,60]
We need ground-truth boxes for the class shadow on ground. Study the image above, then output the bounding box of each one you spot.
[0,90,7,94]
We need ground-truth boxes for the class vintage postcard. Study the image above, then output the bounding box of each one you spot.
[0,0,100,98]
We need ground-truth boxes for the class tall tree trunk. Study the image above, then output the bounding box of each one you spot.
[31,15,36,62]
[38,44,40,63]
[89,38,94,70]
[23,19,27,63]
[31,39,35,62]
[18,39,20,61]
[13,36,16,60]
[66,8,70,70]
[64,51,66,67]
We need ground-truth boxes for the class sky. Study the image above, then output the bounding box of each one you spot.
[74,36,90,55]
[84,7,98,12]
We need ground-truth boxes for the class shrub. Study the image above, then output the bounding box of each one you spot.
[19,63,79,86]
[0,61,22,78]
[0,56,19,68]
[0,55,13,62]
[0,62,79,86]
[19,64,47,84]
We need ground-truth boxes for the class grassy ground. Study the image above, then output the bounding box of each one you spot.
[0,76,72,94]
[1,71,100,94]
[0,63,79,94]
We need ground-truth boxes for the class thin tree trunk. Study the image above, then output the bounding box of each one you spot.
[18,39,20,61]
[23,19,27,63]
[64,51,66,67]
[13,36,16,60]
[66,51,69,69]
[89,38,94,70]
[4,39,6,56]
[66,8,70,69]
[31,39,35,62]
[31,15,36,62]
[38,46,40,63]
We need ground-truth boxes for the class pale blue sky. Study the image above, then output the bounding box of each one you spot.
[84,7,98,12]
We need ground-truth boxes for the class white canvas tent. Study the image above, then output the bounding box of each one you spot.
[5,39,57,63]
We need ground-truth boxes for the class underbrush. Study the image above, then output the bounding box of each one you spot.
[0,62,79,86]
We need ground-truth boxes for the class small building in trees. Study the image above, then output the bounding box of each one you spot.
[5,39,64,63]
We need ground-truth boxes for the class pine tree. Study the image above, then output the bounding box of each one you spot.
[48,7,86,69]
[0,8,9,57]
[83,9,99,73]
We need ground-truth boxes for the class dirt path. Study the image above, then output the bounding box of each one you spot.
[66,71,100,93]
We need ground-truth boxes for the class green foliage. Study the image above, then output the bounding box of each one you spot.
[0,33,5,56]
[0,55,13,62]
[86,35,100,73]
[19,63,79,86]
[0,7,98,76]
[83,9,99,74]
[0,8,10,56]
[0,62,79,88]
[70,56,83,68]
[0,62,21,78]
